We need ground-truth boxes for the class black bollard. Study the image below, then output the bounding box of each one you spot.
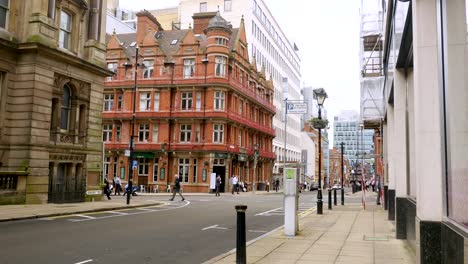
[328,189,332,210]
[235,205,248,264]
[333,188,337,206]
[341,187,344,205]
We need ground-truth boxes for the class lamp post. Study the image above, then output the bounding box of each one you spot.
[313,88,327,215]
[127,47,140,205]
[253,143,259,193]
[340,142,345,205]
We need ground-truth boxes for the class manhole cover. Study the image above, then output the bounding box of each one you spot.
[363,235,389,241]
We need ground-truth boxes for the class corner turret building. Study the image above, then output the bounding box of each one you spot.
[104,11,275,192]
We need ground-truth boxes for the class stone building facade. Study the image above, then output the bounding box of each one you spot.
[103,11,275,193]
[0,0,110,204]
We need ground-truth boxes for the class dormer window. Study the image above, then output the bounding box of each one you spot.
[0,0,9,29]
[143,60,154,79]
[183,58,195,78]
[59,11,72,50]
[215,37,228,46]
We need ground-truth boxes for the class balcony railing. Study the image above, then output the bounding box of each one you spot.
[0,175,18,190]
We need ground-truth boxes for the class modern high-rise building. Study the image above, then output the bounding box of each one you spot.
[333,110,374,174]
[178,0,303,178]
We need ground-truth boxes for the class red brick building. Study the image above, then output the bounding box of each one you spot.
[103,11,275,193]
[328,147,351,186]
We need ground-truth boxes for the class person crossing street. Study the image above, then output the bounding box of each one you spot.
[169,174,185,201]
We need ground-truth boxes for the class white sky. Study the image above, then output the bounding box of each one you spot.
[118,0,363,147]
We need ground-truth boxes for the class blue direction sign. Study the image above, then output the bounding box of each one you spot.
[132,160,138,170]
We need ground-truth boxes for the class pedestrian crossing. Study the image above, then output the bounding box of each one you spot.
[255,203,316,217]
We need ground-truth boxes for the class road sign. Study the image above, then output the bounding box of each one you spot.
[286,102,307,114]
[132,160,137,170]
[124,150,130,157]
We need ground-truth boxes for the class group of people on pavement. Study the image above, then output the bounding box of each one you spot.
[103,177,122,200]
[104,173,282,201]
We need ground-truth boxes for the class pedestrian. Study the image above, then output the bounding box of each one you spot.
[114,176,122,195]
[275,179,280,192]
[266,180,270,192]
[103,177,111,200]
[231,175,239,194]
[169,174,185,201]
[215,175,222,196]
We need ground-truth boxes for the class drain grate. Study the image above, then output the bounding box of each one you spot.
[363,235,389,241]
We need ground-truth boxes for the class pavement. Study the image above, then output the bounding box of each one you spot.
[204,191,416,264]
[0,189,416,264]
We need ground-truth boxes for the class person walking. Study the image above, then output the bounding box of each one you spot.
[231,175,239,194]
[103,178,111,200]
[169,174,185,201]
[215,175,222,196]
[266,180,270,192]
[114,177,122,195]
[275,178,280,192]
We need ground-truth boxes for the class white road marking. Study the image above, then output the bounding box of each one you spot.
[136,208,156,211]
[75,214,96,219]
[255,207,282,216]
[107,211,128,215]
[74,259,93,264]
[248,230,267,233]
[202,224,228,230]
[67,201,191,222]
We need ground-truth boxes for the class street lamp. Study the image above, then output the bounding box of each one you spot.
[313,88,327,215]
[127,47,140,205]
[340,142,345,205]
[253,143,259,193]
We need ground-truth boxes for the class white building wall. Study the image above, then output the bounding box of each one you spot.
[179,0,304,173]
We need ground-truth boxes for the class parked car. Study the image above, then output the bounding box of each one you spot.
[309,183,318,191]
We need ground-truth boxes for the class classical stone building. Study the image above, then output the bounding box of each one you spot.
[103,11,276,193]
[0,0,110,204]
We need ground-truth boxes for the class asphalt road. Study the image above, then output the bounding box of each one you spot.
[0,192,320,264]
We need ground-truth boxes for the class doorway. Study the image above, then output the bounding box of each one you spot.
[212,166,225,192]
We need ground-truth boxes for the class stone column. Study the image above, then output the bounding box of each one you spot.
[386,103,396,220]
[413,0,445,262]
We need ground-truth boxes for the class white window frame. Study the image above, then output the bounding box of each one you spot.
[138,123,150,142]
[154,92,160,111]
[143,60,154,79]
[181,92,193,110]
[104,157,111,178]
[214,90,225,110]
[215,37,228,46]
[152,124,159,142]
[180,124,192,143]
[139,92,151,111]
[178,158,190,183]
[107,62,118,81]
[104,94,114,111]
[195,124,200,143]
[183,58,195,78]
[196,91,202,111]
[215,56,227,77]
[138,158,149,176]
[213,124,224,143]
[59,10,72,50]
[102,124,112,142]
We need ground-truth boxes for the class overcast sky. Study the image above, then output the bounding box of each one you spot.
[118,0,363,147]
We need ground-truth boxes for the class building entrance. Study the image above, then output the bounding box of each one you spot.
[212,166,226,192]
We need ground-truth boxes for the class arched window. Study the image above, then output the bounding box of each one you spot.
[60,84,72,130]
